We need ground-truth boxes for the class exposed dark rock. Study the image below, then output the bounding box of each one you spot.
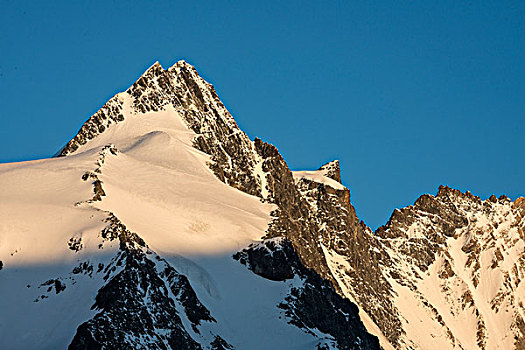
[439,258,455,279]
[377,187,469,241]
[54,279,66,294]
[69,250,201,350]
[234,238,299,281]
[209,336,233,350]
[92,180,105,201]
[100,213,146,249]
[69,214,214,350]
[292,171,403,344]
[236,239,381,350]
[253,138,335,282]
[40,278,66,294]
[160,263,215,332]
[499,194,510,202]
[68,236,83,252]
[59,62,263,199]
[57,95,124,156]
[57,60,399,347]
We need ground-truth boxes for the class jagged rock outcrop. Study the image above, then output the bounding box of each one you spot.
[55,62,385,334]
[69,251,202,350]
[68,213,220,350]
[56,63,366,296]
[318,160,341,183]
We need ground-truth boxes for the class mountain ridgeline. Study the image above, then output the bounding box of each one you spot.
[0,61,523,349]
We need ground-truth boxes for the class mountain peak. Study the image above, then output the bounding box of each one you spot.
[57,59,229,157]
[318,160,341,183]
[171,59,191,68]
[141,61,164,76]
[149,60,163,70]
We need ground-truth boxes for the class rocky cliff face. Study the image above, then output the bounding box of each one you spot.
[5,60,522,349]
[317,182,525,349]
[291,166,403,346]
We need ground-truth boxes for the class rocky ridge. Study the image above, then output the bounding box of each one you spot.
[374,186,525,349]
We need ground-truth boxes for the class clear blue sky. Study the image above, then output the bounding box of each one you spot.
[1,1,523,229]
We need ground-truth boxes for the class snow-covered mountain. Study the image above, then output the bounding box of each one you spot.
[0,61,523,349]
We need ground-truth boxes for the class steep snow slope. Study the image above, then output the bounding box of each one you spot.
[73,103,275,255]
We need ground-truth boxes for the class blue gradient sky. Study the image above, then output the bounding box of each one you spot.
[1,1,523,229]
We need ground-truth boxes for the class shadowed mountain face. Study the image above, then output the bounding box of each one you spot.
[1,61,523,350]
